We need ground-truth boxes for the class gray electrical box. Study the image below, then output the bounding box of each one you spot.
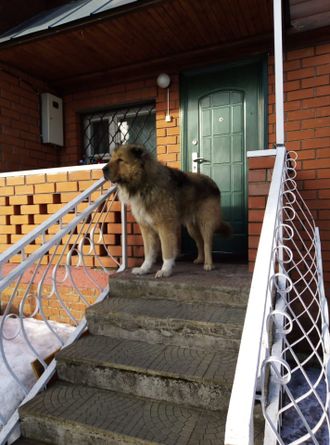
[41,93,64,146]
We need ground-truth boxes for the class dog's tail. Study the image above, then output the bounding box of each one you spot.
[217,221,233,238]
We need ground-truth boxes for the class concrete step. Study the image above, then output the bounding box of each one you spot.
[19,382,229,445]
[109,262,251,306]
[13,439,47,445]
[56,335,237,411]
[20,382,265,445]
[87,296,245,350]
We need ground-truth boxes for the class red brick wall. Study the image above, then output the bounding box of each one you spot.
[0,68,59,172]
[62,75,180,168]
[1,42,329,291]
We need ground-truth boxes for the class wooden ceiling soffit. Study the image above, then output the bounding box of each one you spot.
[0,0,273,81]
[52,33,274,94]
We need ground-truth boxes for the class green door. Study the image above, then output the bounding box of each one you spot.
[182,61,265,259]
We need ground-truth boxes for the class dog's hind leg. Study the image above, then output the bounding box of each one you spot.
[186,222,204,265]
[198,198,220,271]
[200,223,215,271]
[155,224,178,278]
[132,224,159,275]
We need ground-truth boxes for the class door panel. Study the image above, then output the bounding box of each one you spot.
[200,89,245,252]
[182,61,264,258]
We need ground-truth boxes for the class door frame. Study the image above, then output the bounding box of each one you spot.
[179,56,268,259]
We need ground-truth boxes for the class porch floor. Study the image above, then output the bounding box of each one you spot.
[118,260,250,283]
[110,261,252,307]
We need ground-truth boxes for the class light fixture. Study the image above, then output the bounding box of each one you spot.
[156,73,172,122]
[156,73,171,89]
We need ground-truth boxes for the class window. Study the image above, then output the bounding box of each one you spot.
[82,103,156,164]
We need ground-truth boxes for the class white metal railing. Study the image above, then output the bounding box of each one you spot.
[225,146,330,445]
[0,173,126,444]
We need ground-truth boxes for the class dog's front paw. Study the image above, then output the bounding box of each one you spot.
[155,268,172,278]
[204,264,215,271]
[132,267,148,275]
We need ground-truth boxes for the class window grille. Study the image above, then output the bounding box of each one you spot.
[82,102,156,164]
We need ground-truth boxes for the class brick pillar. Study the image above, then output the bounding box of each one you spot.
[248,154,275,272]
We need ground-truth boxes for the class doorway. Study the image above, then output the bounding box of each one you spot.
[181,60,266,259]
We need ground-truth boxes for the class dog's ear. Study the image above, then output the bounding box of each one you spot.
[131,145,148,160]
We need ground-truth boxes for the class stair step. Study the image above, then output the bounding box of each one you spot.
[56,335,237,410]
[13,439,47,445]
[20,382,228,445]
[110,262,251,306]
[87,297,245,350]
[17,262,258,444]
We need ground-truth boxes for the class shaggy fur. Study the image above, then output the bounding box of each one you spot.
[103,144,231,278]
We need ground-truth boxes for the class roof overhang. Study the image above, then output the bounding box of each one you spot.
[0,0,328,94]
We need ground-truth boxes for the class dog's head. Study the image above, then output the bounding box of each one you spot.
[103,144,150,188]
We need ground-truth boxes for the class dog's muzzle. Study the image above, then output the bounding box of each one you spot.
[102,164,110,180]
[103,164,120,183]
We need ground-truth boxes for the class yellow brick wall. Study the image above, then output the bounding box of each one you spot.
[0,165,142,324]
[0,167,110,263]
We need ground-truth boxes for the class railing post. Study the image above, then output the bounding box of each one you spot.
[273,0,285,147]
[118,202,128,272]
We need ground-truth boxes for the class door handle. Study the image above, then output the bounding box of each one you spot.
[192,152,210,173]
[193,157,210,164]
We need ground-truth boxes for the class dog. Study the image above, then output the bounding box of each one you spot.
[103,144,231,278]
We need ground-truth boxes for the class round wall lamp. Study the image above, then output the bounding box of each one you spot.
[156,73,172,122]
[156,73,171,89]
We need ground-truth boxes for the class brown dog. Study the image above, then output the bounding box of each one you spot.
[103,144,231,278]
